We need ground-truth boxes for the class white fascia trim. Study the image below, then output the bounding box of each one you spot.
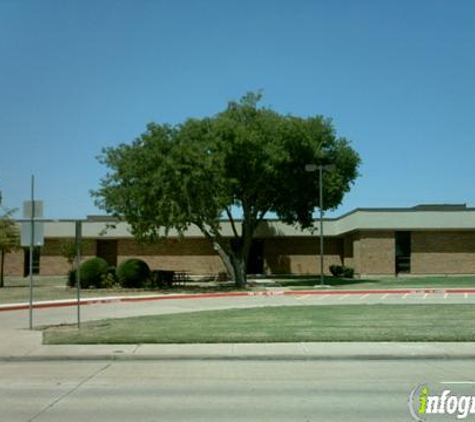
[21,209,475,239]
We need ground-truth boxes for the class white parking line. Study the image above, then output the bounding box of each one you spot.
[360,294,369,300]
[402,293,409,299]
[296,295,311,301]
[422,293,429,300]
[338,294,349,301]
[381,294,389,300]
[444,293,448,299]
[465,293,469,299]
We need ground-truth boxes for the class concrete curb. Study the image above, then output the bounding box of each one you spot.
[4,354,475,362]
[2,340,475,362]
[2,288,475,312]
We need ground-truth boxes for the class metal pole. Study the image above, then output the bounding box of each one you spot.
[29,175,34,330]
[319,165,324,287]
[75,220,82,329]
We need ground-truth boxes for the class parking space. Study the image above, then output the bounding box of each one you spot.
[289,290,475,305]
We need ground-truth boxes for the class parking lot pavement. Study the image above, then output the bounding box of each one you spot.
[289,290,475,306]
[1,289,474,332]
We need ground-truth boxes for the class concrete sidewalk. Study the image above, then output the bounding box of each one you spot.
[2,327,475,362]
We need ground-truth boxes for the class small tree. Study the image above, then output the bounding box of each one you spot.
[0,208,20,288]
[60,239,83,269]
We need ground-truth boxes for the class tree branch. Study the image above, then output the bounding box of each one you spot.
[257,207,270,224]
[225,207,239,239]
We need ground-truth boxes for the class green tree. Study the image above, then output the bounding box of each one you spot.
[60,239,83,269]
[0,193,20,288]
[93,93,361,287]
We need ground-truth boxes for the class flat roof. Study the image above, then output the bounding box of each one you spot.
[17,204,475,239]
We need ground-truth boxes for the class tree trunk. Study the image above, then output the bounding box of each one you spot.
[230,254,247,288]
[0,250,4,288]
[213,241,247,287]
[209,216,255,288]
[213,242,236,281]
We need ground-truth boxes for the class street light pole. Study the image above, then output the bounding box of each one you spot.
[305,164,335,287]
[318,165,324,287]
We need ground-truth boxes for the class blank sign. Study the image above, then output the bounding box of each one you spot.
[21,200,44,246]
[21,222,44,247]
[23,201,44,219]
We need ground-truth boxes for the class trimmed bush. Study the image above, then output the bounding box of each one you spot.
[342,266,355,279]
[329,264,354,279]
[67,269,77,288]
[117,258,151,288]
[67,257,109,289]
[329,264,343,277]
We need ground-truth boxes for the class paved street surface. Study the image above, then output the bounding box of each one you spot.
[1,359,475,422]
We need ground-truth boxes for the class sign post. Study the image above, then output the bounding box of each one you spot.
[21,176,44,330]
[75,220,82,329]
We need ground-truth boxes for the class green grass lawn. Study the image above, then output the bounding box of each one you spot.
[43,304,475,344]
[0,277,161,304]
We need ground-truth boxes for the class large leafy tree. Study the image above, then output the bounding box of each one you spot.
[93,93,361,287]
[0,187,20,288]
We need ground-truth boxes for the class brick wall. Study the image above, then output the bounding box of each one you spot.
[40,238,96,276]
[3,249,24,276]
[7,230,475,278]
[264,237,343,274]
[342,234,356,270]
[355,231,395,276]
[117,238,226,275]
[412,231,475,274]
[4,238,99,277]
[118,237,345,276]
[40,238,96,275]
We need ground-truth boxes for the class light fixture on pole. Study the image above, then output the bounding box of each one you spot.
[305,163,335,287]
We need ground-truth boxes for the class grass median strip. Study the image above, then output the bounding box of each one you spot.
[43,304,475,344]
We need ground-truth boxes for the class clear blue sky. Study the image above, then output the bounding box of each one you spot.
[1,0,474,219]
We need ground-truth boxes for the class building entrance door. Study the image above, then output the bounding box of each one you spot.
[96,240,118,267]
[247,239,264,275]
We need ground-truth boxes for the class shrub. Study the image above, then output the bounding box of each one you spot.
[329,264,354,279]
[67,257,109,289]
[145,270,176,289]
[342,266,354,279]
[329,265,343,277]
[104,266,118,287]
[67,269,77,288]
[101,267,118,289]
[117,258,151,288]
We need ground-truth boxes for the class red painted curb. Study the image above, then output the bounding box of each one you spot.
[1,288,474,313]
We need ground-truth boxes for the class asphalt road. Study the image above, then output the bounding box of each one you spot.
[1,358,474,422]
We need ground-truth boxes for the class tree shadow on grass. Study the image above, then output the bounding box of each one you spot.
[274,275,379,288]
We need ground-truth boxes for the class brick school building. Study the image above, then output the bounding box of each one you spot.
[5,204,475,279]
